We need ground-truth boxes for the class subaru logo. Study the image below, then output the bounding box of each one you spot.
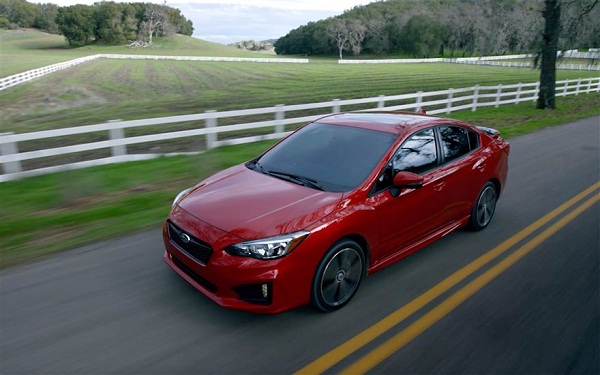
[180,233,191,244]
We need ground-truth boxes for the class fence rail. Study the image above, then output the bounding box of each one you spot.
[0,55,101,91]
[1,77,598,182]
[339,53,600,70]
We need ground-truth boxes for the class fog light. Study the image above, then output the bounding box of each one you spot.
[233,283,273,305]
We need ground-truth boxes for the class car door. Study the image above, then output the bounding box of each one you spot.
[434,124,485,223]
[366,128,450,262]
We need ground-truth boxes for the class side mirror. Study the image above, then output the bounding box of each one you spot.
[393,171,424,189]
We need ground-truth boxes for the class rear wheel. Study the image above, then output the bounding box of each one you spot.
[311,239,365,312]
[469,181,497,231]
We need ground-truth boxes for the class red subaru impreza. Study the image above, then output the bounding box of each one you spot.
[163,112,510,313]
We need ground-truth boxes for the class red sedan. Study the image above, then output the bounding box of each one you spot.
[163,111,510,313]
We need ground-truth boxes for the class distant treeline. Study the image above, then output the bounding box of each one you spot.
[274,0,599,58]
[0,0,193,47]
[229,40,275,52]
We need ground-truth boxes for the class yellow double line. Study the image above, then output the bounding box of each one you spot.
[297,181,600,375]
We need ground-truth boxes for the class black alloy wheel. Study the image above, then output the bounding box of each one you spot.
[311,239,365,312]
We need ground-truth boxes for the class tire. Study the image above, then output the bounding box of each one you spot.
[469,181,498,231]
[311,239,365,312]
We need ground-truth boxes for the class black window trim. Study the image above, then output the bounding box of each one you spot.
[368,124,481,197]
[435,123,481,166]
[369,126,439,196]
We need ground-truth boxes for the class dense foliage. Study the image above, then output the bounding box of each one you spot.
[0,0,59,33]
[0,0,193,47]
[274,0,599,58]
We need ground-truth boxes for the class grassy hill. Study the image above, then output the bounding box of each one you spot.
[0,28,278,77]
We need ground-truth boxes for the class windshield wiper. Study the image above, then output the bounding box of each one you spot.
[265,170,325,191]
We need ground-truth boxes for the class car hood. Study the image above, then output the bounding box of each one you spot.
[177,165,343,239]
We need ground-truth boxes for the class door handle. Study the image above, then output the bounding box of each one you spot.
[473,159,487,172]
[433,181,446,191]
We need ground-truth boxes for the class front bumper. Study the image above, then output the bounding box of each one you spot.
[162,208,315,313]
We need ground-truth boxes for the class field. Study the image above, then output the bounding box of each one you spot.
[0,29,272,77]
[1,29,599,267]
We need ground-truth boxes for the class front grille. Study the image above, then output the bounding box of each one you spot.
[167,220,214,264]
[171,255,217,293]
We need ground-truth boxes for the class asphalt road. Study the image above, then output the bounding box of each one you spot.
[2,116,599,375]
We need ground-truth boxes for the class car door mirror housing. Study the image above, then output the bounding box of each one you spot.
[393,171,424,189]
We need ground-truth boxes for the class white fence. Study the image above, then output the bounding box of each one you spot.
[339,53,600,70]
[3,52,598,92]
[0,55,101,91]
[452,59,600,71]
[1,77,598,182]
[0,54,309,91]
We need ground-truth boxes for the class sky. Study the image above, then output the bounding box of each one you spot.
[33,0,376,44]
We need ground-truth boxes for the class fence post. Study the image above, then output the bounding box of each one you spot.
[471,85,480,112]
[0,133,22,174]
[563,79,569,96]
[515,83,522,104]
[415,91,423,112]
[533,81,540,101]
[274,104,285,134]
[205,110,217,150]
[332,99,341,113]
[108,120,126,156]
[377,95,385,109]
[575,78,581,95]
[446,89,453,113]
[495,84,502,108]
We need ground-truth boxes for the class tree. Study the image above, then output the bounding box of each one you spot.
[138,5,165,44]
[327,18,366,59]
[33,3,59,33]
[536,0,561,109]
[95,1,125,44]
[362,17,389,54]
[400,15,444,58]
[537,0,598,109]
[56,5,96,47]
[0,0,38,28]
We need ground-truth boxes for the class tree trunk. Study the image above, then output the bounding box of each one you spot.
[537,0,560,109]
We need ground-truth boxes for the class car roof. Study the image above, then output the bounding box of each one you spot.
[316,112,451,134]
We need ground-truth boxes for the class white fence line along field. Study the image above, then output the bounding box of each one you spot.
[339,52,600,70]
[2,52,599,91]
[0,54,310,91]
[342,59,600,71]
[1,77,598,182]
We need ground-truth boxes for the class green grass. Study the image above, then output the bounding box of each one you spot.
[2,60,597,134]
[1,29,599,268]
[0,29,275,77]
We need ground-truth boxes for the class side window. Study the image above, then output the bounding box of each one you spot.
[392,128,437,174]
[439,126,472,163]
[468,129,480,150]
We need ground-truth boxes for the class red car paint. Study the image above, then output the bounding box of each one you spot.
[163,112,510,313]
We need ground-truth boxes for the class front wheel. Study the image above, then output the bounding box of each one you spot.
[311,239,365,312]
[469,181,498,231]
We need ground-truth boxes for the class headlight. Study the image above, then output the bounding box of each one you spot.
[172,188,192,207]
[226,231,310,260]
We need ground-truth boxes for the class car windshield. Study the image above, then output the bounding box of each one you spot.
[250,122,397,192]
